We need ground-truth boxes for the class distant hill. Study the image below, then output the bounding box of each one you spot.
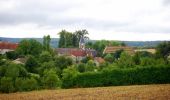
[0,37,59,48]
[0,37,165,48]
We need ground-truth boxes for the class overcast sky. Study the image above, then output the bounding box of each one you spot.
[0,0,170,41]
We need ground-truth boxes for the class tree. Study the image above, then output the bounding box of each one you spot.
[17,39,43,56]
[15,77,38,91]
[156,41,170,59]
[74,29,89,47]
[86,40,121,56]
[39,51,53,63]
[42,69,61,89]
[117,52,135,68]
[6,51,19,60]
[43,35,51,51]
[132,52,140,65]
[58,30,67,48]
[58,29,89,48]
[85,60,96,72]
[54,56,73,70]
[0,77,14,93]
[104,53,114,63]
[62,66,79,88]
[77,63,86,73]
[4,63,28,79]
[25,55,38,73]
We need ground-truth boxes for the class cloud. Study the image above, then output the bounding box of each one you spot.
[163,0,170,5]
[0,0,170,40]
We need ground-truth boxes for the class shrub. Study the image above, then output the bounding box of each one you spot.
[42,69,61,89]
[15,77,38,91]
[0,77,15,93]
[6,51,19,60]
[62,66,170,88]
[62,66,79,88]
[25,55,38,73]
[40,51,53,62]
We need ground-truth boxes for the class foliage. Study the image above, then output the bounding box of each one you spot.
[25,55,38,73]
[40,51,53,62]
[62,66,79,88]
[42,69,61,89]
[43,35,51,51]
[62,66,170,88]
[6,51,19,60]
[0,77,15,93]
[104,53,114,63]
[156,41,170,59]
[15,77,38,91]
[54,56,73,70]
[86,40,121,56]
[76,63,86,73]
[17,39,43,56]
[58,29,89,48]
[117,52,135,68]
[4,63,28,79]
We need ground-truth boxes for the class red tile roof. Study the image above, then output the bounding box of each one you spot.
[0,42,18,50]
[55,48,97,57]
[71,50,86,57]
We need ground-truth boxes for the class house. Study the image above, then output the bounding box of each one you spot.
[0,42,18,54]
[103,46,135,54]
[55,36,97,62]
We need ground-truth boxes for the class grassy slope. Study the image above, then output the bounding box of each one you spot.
[0,84,170,100]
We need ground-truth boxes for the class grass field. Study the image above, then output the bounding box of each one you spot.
[0,84,170,100]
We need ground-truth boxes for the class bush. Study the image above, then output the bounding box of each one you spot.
[42,69,61,89]
[62,66,170,88]
[117,52,135,68]
[0,77,15,93]
[77,63,86,73]
[62,67,79,88]
[40,51,53,62]
[15,77,38,91]
[6,51,19,60]
[25,55,38,73]
[4,63,28,79]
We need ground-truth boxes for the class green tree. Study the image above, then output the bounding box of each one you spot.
[15,77,38,91]
[77,63,86,73]
[62,66,79,88]
[58,30,67,48]
[42,69,61,89]
[40,51,53,62]
[6,51,19,60]
[54,56,73,70]
[104,53,114,63]
[25,55,38,73]
[43,35,51,51]
[117,52,135,68]
[156,41,170,59]
[4,63,28,79]
[17,39,43,56]
[0,77,14,93]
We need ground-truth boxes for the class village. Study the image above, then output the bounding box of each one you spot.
[0,37,156,66]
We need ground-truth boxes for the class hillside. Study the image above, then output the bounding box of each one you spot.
[0,37,164,48]
[0,84,169,100]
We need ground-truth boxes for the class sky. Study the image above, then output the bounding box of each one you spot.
[0,0,170,41]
